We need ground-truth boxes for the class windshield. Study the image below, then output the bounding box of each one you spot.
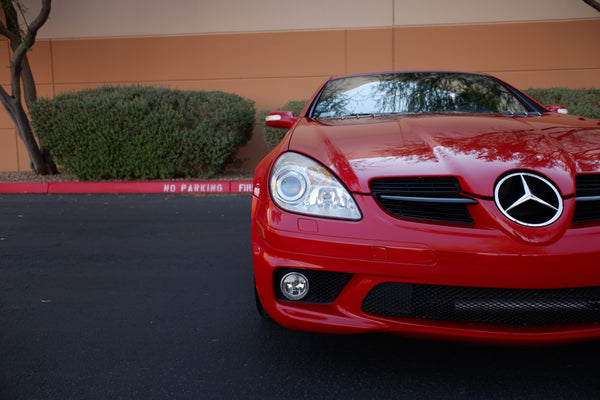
[310,72,530,118]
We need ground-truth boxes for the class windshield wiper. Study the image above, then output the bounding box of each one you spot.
[338,113,377,120]
[496,111,542,118]
[340,112,416,119]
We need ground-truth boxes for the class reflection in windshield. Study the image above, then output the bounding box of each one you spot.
[311,73,528,118]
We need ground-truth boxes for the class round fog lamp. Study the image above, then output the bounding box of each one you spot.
[280,272,309,301]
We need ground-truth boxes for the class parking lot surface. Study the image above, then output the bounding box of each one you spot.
[1,194,599,399]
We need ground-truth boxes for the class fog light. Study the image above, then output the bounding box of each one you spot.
[280,272,309,301]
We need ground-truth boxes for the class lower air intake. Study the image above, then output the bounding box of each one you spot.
[362,283,600,327]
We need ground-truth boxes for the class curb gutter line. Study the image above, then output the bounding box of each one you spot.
[0,180,254,194]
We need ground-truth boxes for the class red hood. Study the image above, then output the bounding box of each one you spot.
[288,114,600,196]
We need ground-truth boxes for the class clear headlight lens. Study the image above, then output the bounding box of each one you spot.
[270,152,361,220]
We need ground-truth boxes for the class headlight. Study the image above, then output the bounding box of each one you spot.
[270,152,361,220]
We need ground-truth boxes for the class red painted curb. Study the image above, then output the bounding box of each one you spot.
[0,180,254,194]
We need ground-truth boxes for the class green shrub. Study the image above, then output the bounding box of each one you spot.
[524,88,600,119]
[29,85,255,181]
[260,100,307,149]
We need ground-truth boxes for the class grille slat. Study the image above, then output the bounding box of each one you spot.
[573,200,600,223]
[370,177,461,196]
[370,177,475,224]
[576,174,600,197]
[362,283,600,327]
[574,174,600,223]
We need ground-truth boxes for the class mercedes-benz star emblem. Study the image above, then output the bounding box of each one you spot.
[494,172,563,227]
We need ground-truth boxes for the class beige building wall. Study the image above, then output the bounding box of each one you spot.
[32,0,599,38]
[1,0,599,172]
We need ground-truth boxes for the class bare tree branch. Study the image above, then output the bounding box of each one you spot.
[1,0,37,106]
[0,0,56,174]
[0,0,50,104]
[0,11,22,43]
[584,0,600,12]
[9,0,50,72]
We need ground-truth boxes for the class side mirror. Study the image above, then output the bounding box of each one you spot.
[545,105,569,114]
[265,111,297,129]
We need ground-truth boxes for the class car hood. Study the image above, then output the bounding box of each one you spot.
[288,114,600,196]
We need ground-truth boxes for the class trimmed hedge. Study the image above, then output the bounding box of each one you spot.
[260,100,307,149]
[29,85,255,181]
[524,88,600,119]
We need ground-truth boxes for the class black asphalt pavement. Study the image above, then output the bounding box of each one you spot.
[1,194,599,400]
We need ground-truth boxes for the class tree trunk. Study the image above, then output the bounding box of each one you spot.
[3,0,38,107]
[0,0,57,174]
[0,91,56,175]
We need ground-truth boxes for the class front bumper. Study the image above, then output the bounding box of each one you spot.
[251,194,600,345]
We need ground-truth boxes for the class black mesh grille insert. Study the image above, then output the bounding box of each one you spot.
[576,174,600,197]
[362,283,600,327]
[274,268,353,304]
[574,174,600,224]
[370,177,462,196]
[573,200,600,224]
[370,177,475,224]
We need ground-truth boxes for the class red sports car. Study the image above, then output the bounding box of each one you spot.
[251,71,600,344]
